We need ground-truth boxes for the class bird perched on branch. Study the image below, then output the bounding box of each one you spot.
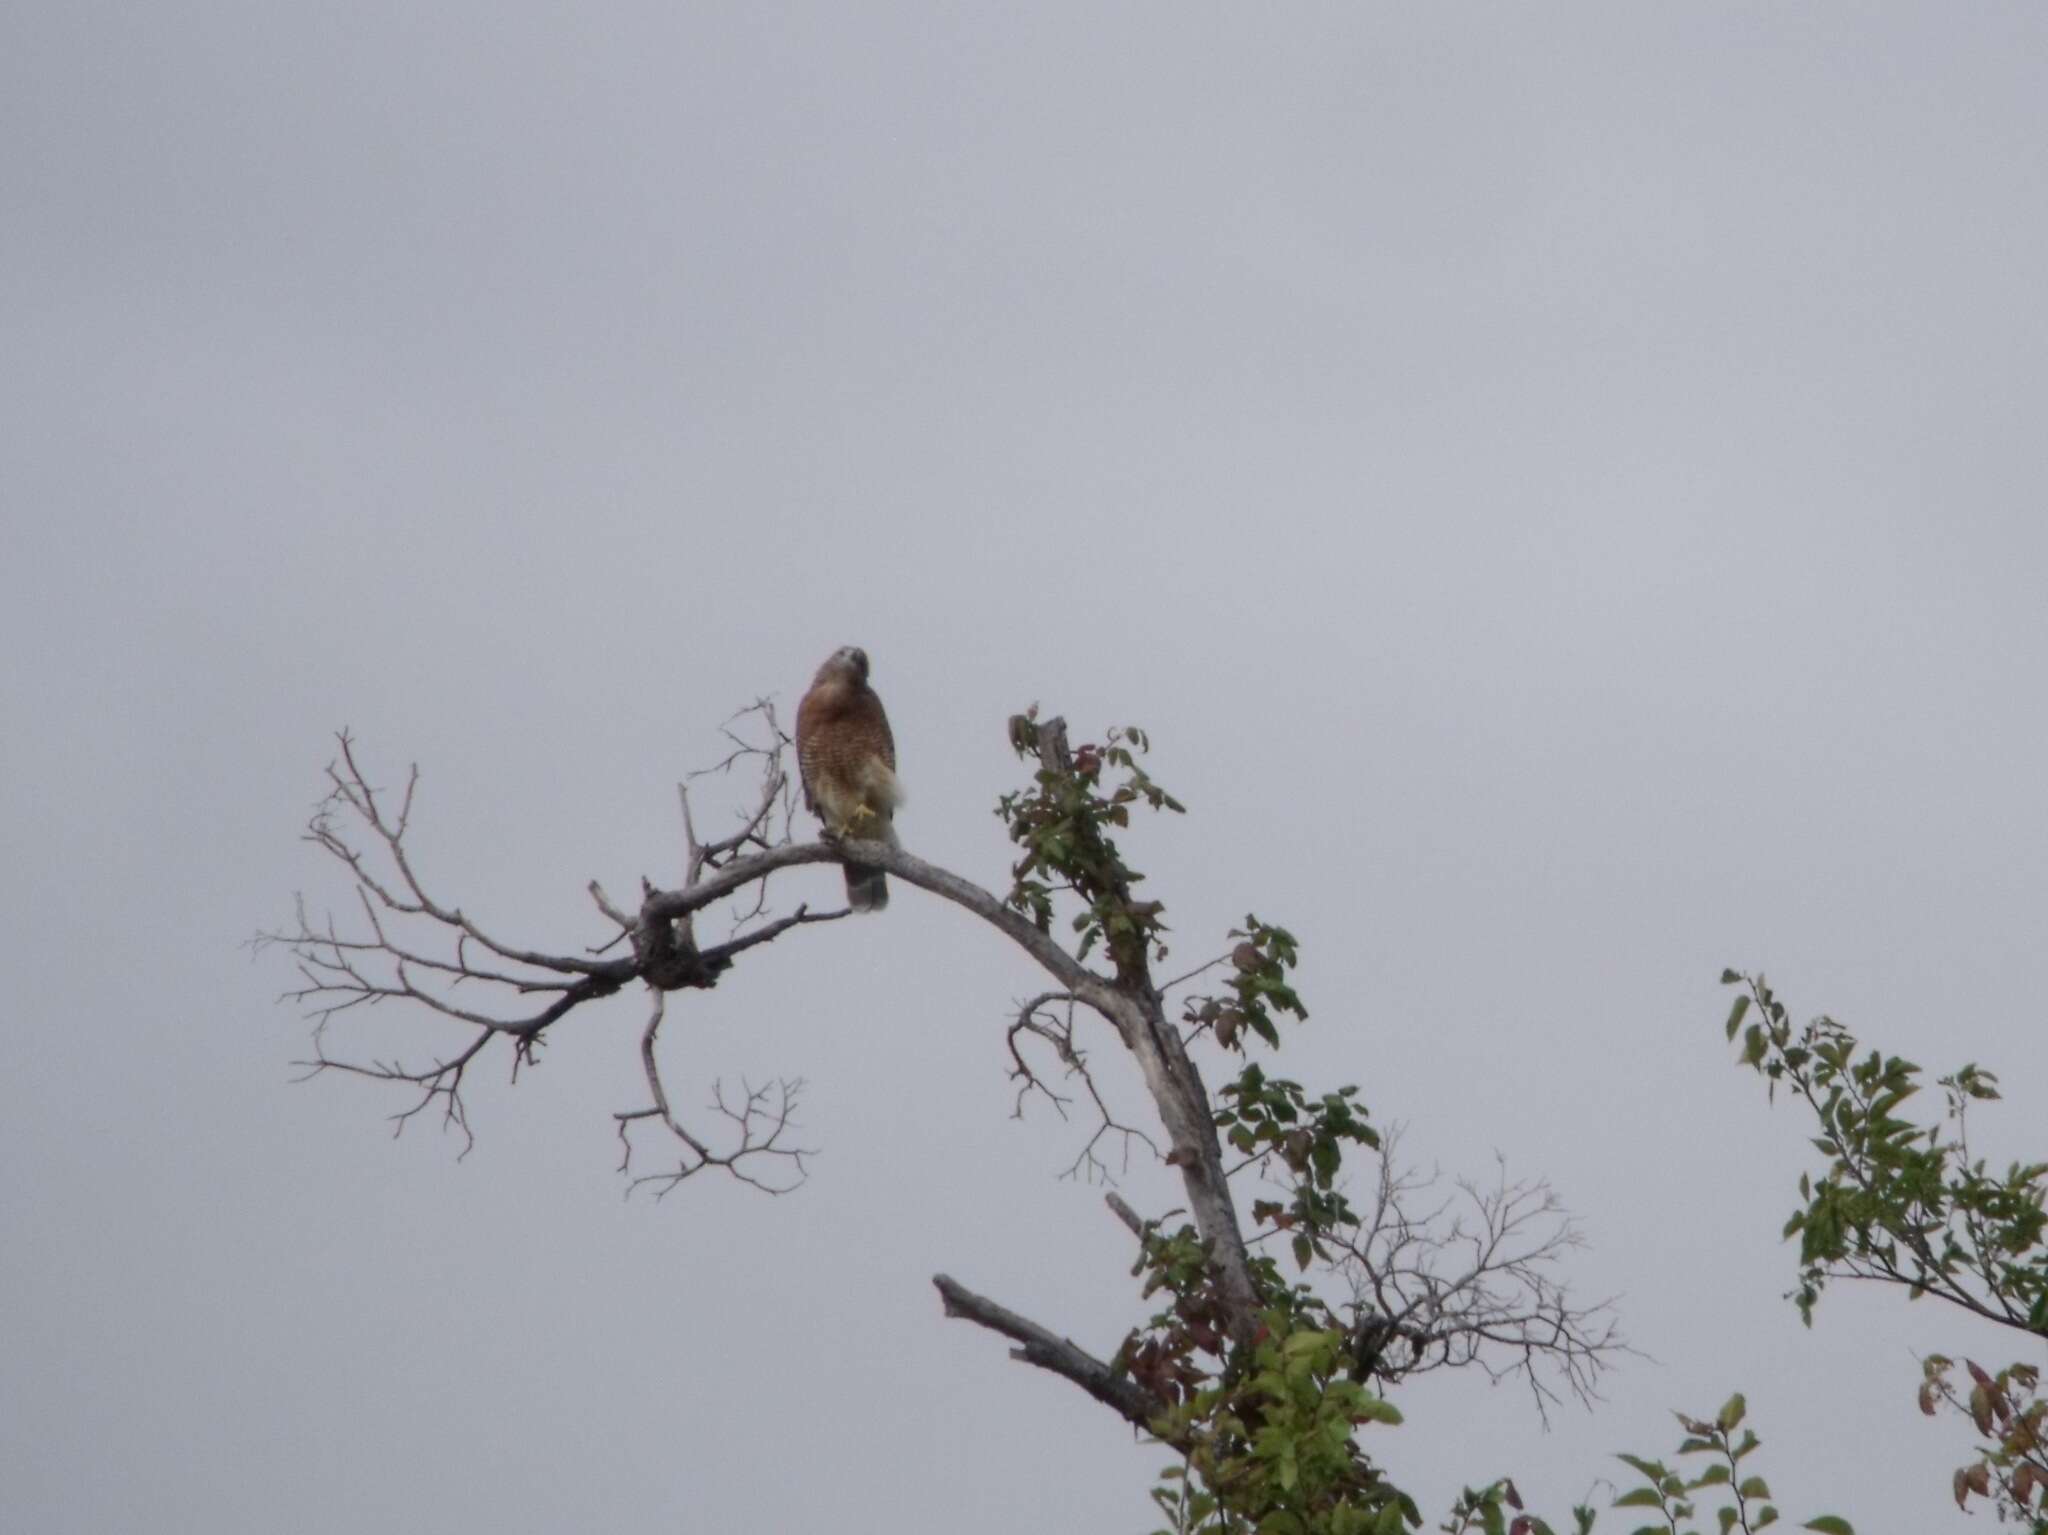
[795,645,900,912]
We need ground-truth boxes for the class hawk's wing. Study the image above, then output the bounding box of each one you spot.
[870,695,896,774]
[795,688,823,813]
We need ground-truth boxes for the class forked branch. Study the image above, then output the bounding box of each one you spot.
[261,708,842,1189]
[1332,1132,1628,1422]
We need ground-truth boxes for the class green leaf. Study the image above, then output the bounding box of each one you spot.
[1801,1520,1853,1535]
[1716,1392,1747,1431]
[1737,1477,1770,1500]
[1352,1394,1403,1425]
[1611,1490,1663,1509]
[1726,993,1752,1041]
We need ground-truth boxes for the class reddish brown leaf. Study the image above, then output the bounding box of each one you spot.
[2012,1464,2037,1507]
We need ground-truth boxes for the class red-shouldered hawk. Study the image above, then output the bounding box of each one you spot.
[795,645,900,912]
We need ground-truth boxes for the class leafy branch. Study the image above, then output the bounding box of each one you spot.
[1606,1394,1852,1535]
[1723,969,2048,1335]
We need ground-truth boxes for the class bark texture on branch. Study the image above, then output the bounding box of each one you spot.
[932,1273,1164,1429]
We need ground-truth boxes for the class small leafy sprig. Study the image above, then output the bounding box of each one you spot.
[1439,1479,1569,1535]
[1218,1065,1378,1271]
[999,716,1182,976]
[1183,915,1310,1050]
[1918,1355,2048,1529]
[1607,1394,1852,1535]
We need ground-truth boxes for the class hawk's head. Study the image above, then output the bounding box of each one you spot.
[816,645,871,688]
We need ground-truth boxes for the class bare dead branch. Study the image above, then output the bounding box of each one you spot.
[587,880,636,932]
[933,1273,1164,1431]
[700,904,845,966]
[1105,1191,1150,1239]
[680,700,799,917]
[290,1023,495,1158]
[614,992,815,1196]
[1003,990,1171,1187]
[266,724,836,1180]
[1326,1129,1629,1423]
[1005,988,1166,1181]
[278,716,1261,1342]
[1007,991,1080,1119]
[1064,1064,1164,1185]
[310,733,620,978]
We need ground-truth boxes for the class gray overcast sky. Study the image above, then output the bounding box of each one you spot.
[5,4,2047,1530]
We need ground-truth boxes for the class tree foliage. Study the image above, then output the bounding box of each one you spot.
[986,714,1618,1532]
[273,694,2048,1533]
[1718,971,2047,1531]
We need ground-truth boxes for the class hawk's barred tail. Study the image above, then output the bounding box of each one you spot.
[846,863,888,912]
